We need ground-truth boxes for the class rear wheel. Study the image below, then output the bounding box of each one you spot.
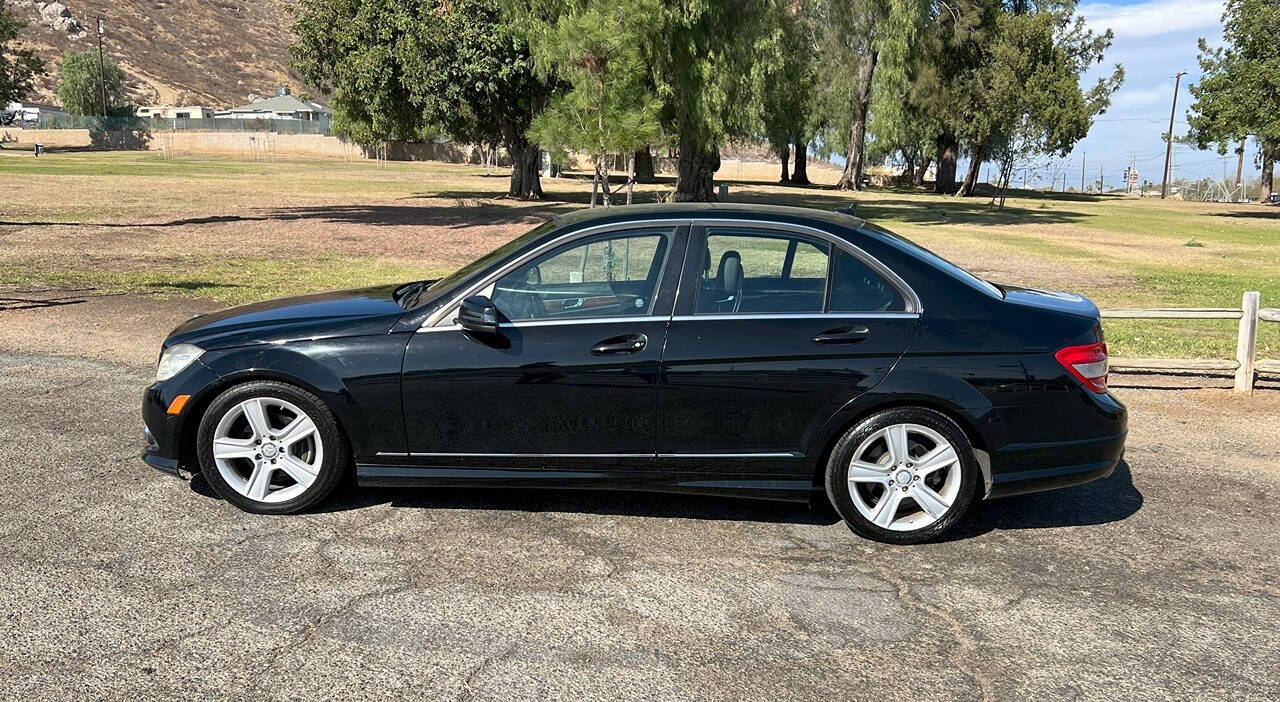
[196,380,348,514]
[824,407,977,544]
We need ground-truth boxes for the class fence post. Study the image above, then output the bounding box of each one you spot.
[1234,291,1260,394]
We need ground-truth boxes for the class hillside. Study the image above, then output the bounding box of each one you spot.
[10,0,296,108]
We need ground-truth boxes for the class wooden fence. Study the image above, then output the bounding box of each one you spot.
[1103,291,1278,394]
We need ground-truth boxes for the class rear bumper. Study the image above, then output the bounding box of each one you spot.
[983,389,1128,499]
[985,433,1125,499]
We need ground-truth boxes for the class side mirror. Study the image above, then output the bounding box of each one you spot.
[457,295,499,335]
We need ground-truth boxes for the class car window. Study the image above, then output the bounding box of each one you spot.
[695,230,829,314]
[828,249,907,313]
[491,229,672,321]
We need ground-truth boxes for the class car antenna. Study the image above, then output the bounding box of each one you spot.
[834,202,858,217]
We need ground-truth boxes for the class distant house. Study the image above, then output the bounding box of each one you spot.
[4,101,68,122]
[137,105,216,119]
[214,86,332,129]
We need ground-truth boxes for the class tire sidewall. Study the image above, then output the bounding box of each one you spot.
[196,380,347,515]
[824,407,978,545]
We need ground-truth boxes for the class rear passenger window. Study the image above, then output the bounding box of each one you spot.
[696,230,829,314]
[828,249,906,313]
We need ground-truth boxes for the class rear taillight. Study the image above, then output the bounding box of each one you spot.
[1056,342,1109,393]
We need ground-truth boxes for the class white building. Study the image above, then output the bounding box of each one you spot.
[136,105,216,119]
[4,101,68,122]
[214,86,332,128]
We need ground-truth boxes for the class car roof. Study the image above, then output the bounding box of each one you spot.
[551,202,866,230]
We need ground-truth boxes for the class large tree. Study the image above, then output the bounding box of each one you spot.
[761,2,818,185]
[292,0,551,199]
[647,1,786,201]
[814,0,929,191]
[1,3,43,107]
[57,49,129,116]
[1186,0,1280,204]
[907,1,1121,197]
[523,0,662,206]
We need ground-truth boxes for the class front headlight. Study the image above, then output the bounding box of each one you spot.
[156,344,204,381]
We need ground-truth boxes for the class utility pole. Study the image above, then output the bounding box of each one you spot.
[1234,138,1246,202]
[96,17,108,116]
[1161,71,1187,199]
[1099,163,1104,193]
[1081,153,1086,192]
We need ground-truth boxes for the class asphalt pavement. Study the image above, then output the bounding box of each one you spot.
[1,348,1277,701]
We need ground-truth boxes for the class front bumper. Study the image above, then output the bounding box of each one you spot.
[140,359,221,479]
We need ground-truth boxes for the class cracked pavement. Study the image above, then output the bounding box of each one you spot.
[0,292,1278,700]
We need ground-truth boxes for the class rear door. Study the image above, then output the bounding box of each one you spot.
[657,222,920,473]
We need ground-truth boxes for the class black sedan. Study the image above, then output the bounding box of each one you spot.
[143,203,1126,544]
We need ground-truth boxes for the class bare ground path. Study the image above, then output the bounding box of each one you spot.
[0,291,1277,700]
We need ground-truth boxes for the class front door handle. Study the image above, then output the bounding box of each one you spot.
[591,333,648,355]
[812,325,870,344]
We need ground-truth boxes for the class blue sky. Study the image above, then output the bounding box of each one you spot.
[1052,0,1245,189]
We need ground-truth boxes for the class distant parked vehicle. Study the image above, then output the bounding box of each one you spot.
[142,204,1126,544]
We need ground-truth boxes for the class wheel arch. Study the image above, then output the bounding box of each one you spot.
[806,395,992,506]
[179,354,366,470]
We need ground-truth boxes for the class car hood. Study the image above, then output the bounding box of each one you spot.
[165,285,408,349]
[999,284,1100,319]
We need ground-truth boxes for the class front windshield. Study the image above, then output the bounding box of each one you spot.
[404,219,556,308]
[861,223,1004,299]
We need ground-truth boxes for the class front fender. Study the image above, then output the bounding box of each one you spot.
[198,334,411,462]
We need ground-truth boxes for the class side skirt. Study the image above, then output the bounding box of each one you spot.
[355,464,815,502]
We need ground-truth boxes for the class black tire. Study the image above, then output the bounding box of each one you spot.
[196,380,349,515]
[824,407,978,545]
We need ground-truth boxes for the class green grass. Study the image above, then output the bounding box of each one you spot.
[0,256,450,305]
[3,149,1278,362]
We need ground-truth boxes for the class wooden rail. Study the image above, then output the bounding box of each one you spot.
[1103,291,1276,394]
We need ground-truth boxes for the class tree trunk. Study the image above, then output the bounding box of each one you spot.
[1261,143,1275,204]
[791,137,810,185]
[837,50,878,191]
[633,146,657,183]
[779,145,790,183]
[955,143,985,197]
[913,156,931,186]
[506,138,543,200]
[934,133,958,194]
[674,127,720,202]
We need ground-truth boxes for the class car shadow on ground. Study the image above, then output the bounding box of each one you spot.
[190,460,1143,537]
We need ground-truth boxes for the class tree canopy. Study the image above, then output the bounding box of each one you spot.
[1186,0,1280,202]
[57,49,130,116]
[520,0,662,206]
[1,4,43,106]
[292,0,551,198]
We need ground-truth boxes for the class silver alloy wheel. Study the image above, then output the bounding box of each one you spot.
[211,397,324,504]
[846,423,962,532]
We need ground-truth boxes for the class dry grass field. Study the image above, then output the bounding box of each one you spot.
[1,149,1277,360]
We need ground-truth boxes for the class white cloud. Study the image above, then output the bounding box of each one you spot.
[1080,0,1223,40]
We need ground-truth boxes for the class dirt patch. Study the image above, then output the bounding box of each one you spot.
[0,287,220,367]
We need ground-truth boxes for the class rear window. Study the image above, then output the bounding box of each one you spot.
[860,223,1003,299]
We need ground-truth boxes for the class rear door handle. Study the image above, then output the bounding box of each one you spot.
[591,333,648,355]
[812,325,870,344]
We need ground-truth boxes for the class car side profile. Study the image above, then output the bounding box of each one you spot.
[143,203,1127,544]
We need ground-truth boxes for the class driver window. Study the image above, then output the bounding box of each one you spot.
[491,229,671,321]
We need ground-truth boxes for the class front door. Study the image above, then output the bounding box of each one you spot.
[657,224,920,473]
[400,225,686,471]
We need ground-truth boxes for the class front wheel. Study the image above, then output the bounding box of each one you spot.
[196,380,349,514]
[824,407,978,545]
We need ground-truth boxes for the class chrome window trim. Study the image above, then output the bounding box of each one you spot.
[689,218,923,315]
[669,312,919,322]
[422,218,692,329]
